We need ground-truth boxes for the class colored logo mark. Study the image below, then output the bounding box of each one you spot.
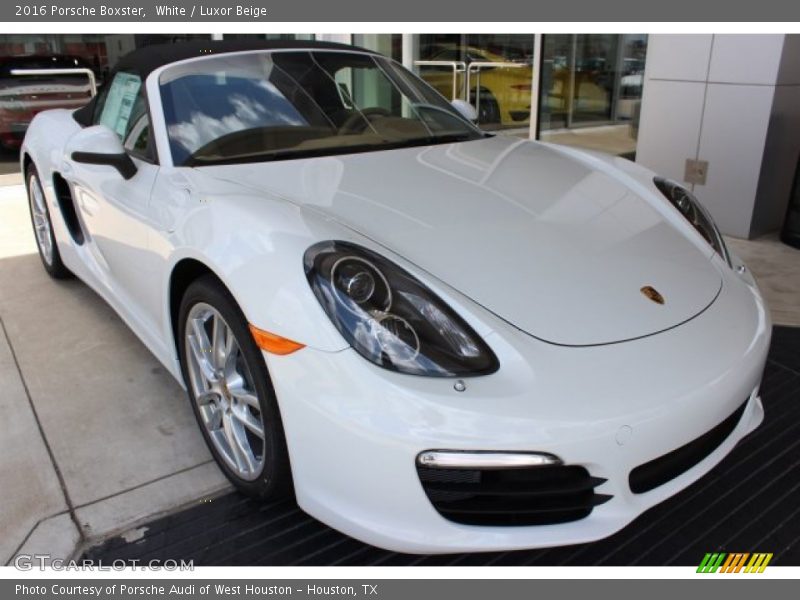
[697,552,773,573]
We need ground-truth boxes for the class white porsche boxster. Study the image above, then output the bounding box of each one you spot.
[20,40,771,553]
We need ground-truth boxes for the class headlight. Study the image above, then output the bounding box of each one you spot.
[304,241,499,377]
[654,177,730,265]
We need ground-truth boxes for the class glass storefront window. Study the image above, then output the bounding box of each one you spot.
[415,34,534,131]
[0,34,213,86]
[538,34,647,158]
[0,34,212,158]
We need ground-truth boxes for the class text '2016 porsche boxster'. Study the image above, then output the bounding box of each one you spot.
[20,40,770,553]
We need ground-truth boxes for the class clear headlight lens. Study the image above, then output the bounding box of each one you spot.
[654,177,730,265]
[304,241,499,377]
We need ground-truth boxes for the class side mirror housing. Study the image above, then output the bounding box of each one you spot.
[66,125,137,180]
[451,99,479,123]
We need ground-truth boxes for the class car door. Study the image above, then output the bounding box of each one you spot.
[64,71,161,337]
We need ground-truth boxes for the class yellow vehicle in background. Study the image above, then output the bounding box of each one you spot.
[419,45,532,126]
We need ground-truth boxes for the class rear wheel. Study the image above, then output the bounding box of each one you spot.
[474,88,501,125]
[26,165,71,279]
[178,276,292,499]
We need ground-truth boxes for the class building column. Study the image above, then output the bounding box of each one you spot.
[401,33,419,72]
[528,33,542,140]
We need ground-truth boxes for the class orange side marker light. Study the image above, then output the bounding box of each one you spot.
[249,324,305,355]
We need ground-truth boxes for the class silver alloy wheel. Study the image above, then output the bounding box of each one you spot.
[185,303,266,481]
[28,175,53,266]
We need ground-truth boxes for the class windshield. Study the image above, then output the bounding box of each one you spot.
[159,50,485,166]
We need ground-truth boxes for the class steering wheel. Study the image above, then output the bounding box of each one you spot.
[339,107,392,134]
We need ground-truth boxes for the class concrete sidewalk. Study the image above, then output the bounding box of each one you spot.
[0,185,230,565]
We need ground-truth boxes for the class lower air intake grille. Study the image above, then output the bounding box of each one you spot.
[417,464,611,526]
[629,401,748,494]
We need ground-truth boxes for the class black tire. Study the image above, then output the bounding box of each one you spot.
[474,88,501,125]
[178,275,293,499]
[26,165,72,279]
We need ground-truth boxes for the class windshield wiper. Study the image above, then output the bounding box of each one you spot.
[418,132,477,144]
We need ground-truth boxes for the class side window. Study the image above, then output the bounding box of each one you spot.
[97,72,143,139]
[96,71,154,162]
[124,113,150,158]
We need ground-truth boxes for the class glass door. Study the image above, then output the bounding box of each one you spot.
[571,34,618,125]
[538,34,647,157]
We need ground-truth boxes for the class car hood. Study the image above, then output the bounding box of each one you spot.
[201,136,722,346]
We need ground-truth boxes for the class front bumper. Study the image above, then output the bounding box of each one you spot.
[265,273,771,553]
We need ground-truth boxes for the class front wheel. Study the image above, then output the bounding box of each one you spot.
[26,166,71,279]
[178,276,292,499]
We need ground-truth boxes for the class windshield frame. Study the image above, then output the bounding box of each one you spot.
[147,48,487,168]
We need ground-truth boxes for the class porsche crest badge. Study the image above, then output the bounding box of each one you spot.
[640,286,665,305]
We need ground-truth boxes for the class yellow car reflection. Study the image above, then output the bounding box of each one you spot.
[420,45,532,126]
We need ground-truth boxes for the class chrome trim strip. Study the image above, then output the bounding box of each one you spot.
[416,450,562,470]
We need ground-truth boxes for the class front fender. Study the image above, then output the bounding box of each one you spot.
[20,109,81,177]
[155,169,352,355]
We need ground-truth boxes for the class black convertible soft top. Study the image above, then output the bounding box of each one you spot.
[73,39,375,126]
[113,39,375,79]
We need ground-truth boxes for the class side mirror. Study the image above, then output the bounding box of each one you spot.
[451,99,478,123]
[66,125,137,180]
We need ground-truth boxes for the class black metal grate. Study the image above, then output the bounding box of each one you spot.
[82,326,800,565]
[629,401,748,494]
[417,464,610,526]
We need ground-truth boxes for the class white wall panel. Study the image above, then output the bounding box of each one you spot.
[695,84,774,237]
[644,34,713,82]
[708,34,784,85]
[636,79,706,185]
